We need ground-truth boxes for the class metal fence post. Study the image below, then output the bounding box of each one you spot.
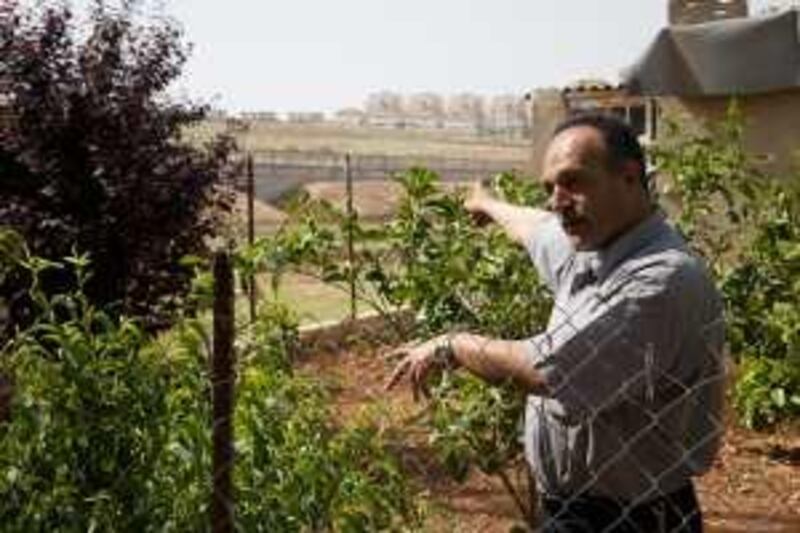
[212,251,235,532]
[345,153,357,321]
[246,153,256,323]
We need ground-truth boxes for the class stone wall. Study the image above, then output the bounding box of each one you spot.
[659,89,800,177]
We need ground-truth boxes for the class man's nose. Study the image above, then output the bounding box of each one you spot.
[547,185,572,212]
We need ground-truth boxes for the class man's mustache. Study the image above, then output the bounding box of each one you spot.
[557,208,587,227]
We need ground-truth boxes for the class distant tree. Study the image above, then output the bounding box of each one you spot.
[0,1,235,333]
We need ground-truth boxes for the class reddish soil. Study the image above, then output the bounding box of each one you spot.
[297,339,800,532]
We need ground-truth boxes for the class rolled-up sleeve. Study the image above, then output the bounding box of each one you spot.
[525,269,688,416]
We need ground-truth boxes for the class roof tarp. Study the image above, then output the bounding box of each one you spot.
[622,10,800,96]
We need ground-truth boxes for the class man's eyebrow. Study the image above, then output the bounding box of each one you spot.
[555,168,585,182]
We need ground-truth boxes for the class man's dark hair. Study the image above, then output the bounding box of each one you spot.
[553,113,647,188]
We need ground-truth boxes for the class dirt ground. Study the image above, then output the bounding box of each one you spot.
[297,337,800,533]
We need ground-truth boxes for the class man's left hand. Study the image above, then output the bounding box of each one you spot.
[384,336,451,401]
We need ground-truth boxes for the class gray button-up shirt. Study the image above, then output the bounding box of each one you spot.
[523,211,725,502]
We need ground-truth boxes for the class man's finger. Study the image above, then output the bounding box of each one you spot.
[384,359,409,391]
[382,340,421,362]
[411,363,422,403]
[412,360,432,403]
[382,348,407,363]
[419,375,432,399]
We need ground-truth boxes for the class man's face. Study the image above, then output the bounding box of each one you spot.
[541,126,636,251]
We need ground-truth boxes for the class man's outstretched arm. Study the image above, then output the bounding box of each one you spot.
[464,182,551,246]
[385,333,548,399]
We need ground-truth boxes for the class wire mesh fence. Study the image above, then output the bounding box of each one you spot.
[515,263,728,532]
[221,158,800,532]
[48,149,788,532]
[237,148,528,205]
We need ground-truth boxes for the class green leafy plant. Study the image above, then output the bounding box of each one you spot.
[653,105,800,429]
[250,169,551,521]
[0,240,419,530]
[0,250,173,530]
[734,356,800,430]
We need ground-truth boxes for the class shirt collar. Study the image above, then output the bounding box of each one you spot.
[580,210,667,283]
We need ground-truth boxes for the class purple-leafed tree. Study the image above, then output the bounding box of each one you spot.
[0,0,235,332]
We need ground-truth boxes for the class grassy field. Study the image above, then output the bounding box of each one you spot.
[257,272,354,325]
[191,120,531,162]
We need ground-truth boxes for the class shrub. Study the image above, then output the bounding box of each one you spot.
[0,252,173,530]
[0,242,418,530]
[0,0,235,334]
[653,106,800,428]
[251,169,551,521]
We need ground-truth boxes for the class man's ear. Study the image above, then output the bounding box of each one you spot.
[620,160,642,186]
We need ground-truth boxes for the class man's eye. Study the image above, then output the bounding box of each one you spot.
[560,174,580,190]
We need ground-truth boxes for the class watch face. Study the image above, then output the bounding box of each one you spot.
[434,340,456,369]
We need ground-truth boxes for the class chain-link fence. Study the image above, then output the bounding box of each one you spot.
[512,260,728,532]
[239,148,528,205]
[0,153,800,532]
[223,159,800,532]
[209,242,800,532]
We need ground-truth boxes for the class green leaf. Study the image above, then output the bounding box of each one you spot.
[771,388,787,408]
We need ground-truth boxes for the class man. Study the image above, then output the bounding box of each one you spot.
[386,114,725,532]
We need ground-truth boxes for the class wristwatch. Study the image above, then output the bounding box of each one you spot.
[433,335,457,370]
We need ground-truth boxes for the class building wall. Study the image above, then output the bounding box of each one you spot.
[528,89,568,176]
[528,86,654,176]
[659,88,800,177]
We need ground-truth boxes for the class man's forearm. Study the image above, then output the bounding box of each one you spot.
[479,199,550,246]
[449,333,548,394]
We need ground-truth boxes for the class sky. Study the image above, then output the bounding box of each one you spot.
[77,0,789,113]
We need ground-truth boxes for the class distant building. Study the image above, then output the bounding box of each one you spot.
[364,91,406,128]
[333,108,366,127]
[285,112,325,124]
[240,111,279,122]
[445,93,485,132]
[405,92,444,129]
[365,91,404,115]
[487,94,530,137]
[668,0,748,25]
[353,90,532,134]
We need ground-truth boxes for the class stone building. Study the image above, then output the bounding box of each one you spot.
[626,9,800,177]
[285,112,325,124]
[364,91,406,128]
[444,93,485,132]
[405,92,445,129]
[487,94,530,137]
[333,108,366,127]
[527,83,655,174]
